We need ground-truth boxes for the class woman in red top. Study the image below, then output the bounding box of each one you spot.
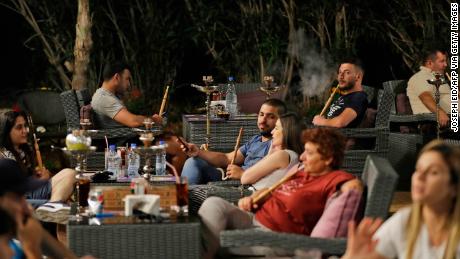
[199,127,356,258]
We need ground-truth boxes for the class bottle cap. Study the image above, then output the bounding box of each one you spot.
[228,76,234,82]
[130,143,137,148]
[109,144,116,151]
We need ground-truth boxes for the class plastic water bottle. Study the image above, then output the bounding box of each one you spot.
[127,143,140,179]
[155,141,167,175]
[225,76,238,118]
[106,144,121,180]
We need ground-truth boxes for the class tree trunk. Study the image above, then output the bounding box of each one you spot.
[281,0,296,97]
[72,0,93,90]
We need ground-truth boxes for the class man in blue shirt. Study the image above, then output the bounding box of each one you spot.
[180,99,287,184]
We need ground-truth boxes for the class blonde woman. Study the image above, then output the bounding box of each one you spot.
[343,140,460,259]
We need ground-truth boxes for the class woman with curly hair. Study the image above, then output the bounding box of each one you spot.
[199,127,358,258]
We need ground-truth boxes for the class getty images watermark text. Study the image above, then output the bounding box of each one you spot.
[451,3,458,132]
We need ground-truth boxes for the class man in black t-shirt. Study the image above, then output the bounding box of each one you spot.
[313,59,368,128]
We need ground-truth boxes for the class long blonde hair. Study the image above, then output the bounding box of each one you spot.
[406,140,460,259]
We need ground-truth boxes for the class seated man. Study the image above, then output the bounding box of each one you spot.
[91,62,161,128]
[198,128,358,258]
[407,48,457,128]
[0,159,87,259]
[313,58,368,128]
[179,99,287,184]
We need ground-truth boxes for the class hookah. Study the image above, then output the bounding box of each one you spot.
[191,75,219,150]
[259,75,283,99]
[131,85,169,181]
[132,118,162,181]
[62,120,96,221]
[427,73,449,139]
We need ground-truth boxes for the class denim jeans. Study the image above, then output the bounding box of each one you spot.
[181,157,223,184]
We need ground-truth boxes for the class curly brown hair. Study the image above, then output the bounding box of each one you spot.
[301,128,346,170]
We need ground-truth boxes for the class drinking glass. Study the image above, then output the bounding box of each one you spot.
[77,175,91,207]
[175,176,189,216]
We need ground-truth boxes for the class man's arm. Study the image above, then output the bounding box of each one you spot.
[419,92,449,127]
[41,231,78,259]
[180,139,246,168]
[312,108,357,128]
[17,216,79,259]
[113,108,147,127]
[419,92,448,112]
[17,217,43,259]
[196,149,245,168]
[113,108,162,128]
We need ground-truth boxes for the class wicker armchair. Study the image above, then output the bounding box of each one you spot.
[386,80,437,127]
[384,80,436,190]
[330,85,392,176]
[385,79,458,144]
[60,89,138,140]
[189,184,252,215]
[219,155,399,256]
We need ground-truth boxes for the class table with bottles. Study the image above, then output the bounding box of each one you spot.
[182,114,260,152]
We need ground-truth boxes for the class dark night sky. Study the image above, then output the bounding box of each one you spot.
[1,8,28,92]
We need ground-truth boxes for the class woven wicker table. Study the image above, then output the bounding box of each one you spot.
[67,216,200,259]
[182,114,259,152]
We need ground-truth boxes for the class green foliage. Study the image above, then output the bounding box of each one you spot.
[88,0,188,109]
[184,0,289,82]
[5,0,451,117]
[371,0,450,71]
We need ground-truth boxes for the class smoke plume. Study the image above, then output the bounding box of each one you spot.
[289,28,336,97]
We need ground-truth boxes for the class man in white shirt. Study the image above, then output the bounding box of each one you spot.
[407,49,457,128]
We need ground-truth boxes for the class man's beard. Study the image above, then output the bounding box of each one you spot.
[260,129,273,138]
[339,81,354,91]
